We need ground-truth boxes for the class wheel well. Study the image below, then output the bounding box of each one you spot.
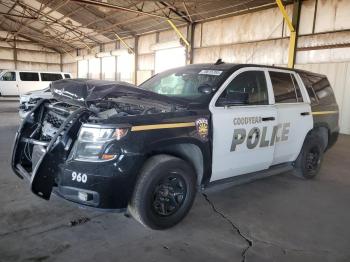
[308,126,329,151]
[149,143,204,186]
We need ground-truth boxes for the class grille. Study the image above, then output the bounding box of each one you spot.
[40,109,69,141]
[45,112,64,128]
[40,135,51,142]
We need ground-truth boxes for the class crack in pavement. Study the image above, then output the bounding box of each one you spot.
[202,193,336,261]
[252,238,334,256]
[202,193,253,262]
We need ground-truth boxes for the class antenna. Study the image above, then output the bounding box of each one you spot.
[214,59,224,65]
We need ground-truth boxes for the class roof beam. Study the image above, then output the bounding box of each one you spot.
[39,4,86,32]
[182,2,193,23]
[81,5,137,37]
[159,2,191,23]
[69,0,184,22]
[0,12,37,19]
[2,15,77,51]
[56,14,152,43]
[14,1,101,47]
[0,1,18,27]
[12,0,54,38]
[0,24,60,52]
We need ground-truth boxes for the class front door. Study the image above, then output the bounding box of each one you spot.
[210,68,277,182]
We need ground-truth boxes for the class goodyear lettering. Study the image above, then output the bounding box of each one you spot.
[230,123,290,152]
[233,117,262,125]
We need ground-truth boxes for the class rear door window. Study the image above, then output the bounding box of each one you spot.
[291,74,303,102]
[1,71,16,81]
[19,72,39,81]
[269,71,298,103]
[40,73,63,81]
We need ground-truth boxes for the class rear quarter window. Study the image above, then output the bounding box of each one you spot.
[64,74,71,79]
[299,72,335,105]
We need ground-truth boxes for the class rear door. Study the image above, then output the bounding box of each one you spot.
[267,69,313,164]
[0,71,18,95]
[210,67,277,182]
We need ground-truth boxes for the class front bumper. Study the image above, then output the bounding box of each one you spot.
[12,101,144,210]
[53,154,143,209]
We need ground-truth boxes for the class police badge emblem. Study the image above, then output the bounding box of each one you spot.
[195,118,209,141]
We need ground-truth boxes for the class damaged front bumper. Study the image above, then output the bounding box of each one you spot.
[12,100,90,199]
[11,100,141,210]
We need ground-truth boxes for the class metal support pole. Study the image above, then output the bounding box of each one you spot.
[186,23,195,64]
[291,0,302,67]
[134,36,139,85]
[60,53,63,72]
[167,19,190,47]
[14,36,18,70]
[115,33,134,54]
[276,0,300,68]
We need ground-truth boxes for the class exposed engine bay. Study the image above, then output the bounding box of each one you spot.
[39,96,175,142]
[33,79,184,141]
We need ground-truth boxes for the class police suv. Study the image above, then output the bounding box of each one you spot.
[12,62,339,229]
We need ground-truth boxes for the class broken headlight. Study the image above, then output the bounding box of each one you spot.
[72,126,128,162]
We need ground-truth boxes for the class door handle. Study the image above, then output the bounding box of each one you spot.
[262,117,275,121]
[300,112,310,116]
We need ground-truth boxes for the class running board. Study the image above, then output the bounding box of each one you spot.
[203,163,294,192]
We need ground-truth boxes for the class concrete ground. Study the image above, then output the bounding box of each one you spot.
[1,101,349,262]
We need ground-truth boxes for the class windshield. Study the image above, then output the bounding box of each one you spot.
[140,67,227,103]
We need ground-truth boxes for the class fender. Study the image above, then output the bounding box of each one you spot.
[145,136,212,186]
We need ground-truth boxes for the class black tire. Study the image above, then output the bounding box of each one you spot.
[293,133,325,179]
[129,154,197,230]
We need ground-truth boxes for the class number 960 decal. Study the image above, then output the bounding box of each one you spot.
[71,172,87,183]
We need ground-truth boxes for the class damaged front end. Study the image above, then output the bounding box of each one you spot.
[12,99,91,199]
[12,79,186,206]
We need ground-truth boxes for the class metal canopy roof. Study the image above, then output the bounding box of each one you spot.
[0,0,289,53]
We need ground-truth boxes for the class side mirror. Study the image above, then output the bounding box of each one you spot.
[216,91,249,107]
[198,84,214,95]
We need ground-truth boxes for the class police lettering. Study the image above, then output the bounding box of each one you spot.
[230,123,290,151]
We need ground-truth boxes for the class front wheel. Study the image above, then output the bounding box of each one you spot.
[129,155,197,230]
[293,134,325,179]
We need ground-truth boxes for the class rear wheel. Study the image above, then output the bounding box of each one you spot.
[129,155,196,230]
[294,134,325,179]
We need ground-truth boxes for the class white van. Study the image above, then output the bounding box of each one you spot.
[0,70,72,96]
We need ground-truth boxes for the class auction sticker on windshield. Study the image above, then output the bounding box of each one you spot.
[198,70,223,76]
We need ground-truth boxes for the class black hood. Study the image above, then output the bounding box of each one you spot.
[50,79,186,107]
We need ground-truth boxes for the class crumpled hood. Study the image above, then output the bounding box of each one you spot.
[24,87,49,96]
[20,87,51,103]
[50,79,186,107]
